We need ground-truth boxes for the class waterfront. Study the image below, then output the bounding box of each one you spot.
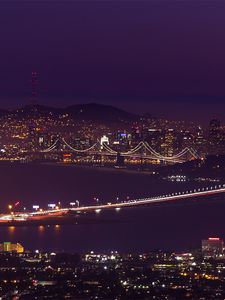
[0,162,194,210]
[0,163,223,253]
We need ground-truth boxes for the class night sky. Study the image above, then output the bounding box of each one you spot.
[1,0,225,122]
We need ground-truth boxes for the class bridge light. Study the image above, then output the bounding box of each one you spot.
[95,209,101,213]
[115,207,121,211]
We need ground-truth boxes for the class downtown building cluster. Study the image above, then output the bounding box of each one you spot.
[0,105,224,165]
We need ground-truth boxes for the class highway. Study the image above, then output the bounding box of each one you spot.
[0,184,225,225]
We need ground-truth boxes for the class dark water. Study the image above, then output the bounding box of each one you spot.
[0,162,224,253]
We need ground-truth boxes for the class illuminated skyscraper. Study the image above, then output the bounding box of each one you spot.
[209,119,225,154]
[161,129,175,157]
[0,242,24,253]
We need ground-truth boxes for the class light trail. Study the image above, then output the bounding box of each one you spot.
[69,185,225,212]
[0,185,225,225]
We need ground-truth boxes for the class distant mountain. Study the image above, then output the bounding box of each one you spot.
[12,104,63,118]
[65,103,138,123]
[4,103,139,123]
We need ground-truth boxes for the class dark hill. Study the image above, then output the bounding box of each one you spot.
[7,103,139,123]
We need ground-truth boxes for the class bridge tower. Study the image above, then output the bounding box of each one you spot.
[31,71,38,104]
[115,152,125,167]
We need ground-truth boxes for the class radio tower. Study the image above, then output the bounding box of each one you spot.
[31,71,38,105]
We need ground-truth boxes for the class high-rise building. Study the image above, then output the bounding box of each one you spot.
[0,242,24,253]
[210,119,221,132]
[202,237,224,258]
[194,127,206,155]
[209,119,225,155]
[161,129,175,157]
[147,128,162,152]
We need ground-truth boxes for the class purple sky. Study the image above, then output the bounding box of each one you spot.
[0,0,225,122]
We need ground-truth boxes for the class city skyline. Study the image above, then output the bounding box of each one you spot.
[1,1,225,298]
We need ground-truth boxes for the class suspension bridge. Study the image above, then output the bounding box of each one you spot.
[36,138,200,163]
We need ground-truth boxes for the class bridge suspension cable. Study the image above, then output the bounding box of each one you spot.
[40,137,200,162]
[101,143,117,154]
[41,139,59,153]
[144,142,197,160]
[121,142,144,155]
[62,138,100,153]
[189,148,201,159]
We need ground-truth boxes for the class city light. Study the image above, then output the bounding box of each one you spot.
[0,3,224,299]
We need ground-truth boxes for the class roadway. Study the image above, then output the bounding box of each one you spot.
[0,184,225,225]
